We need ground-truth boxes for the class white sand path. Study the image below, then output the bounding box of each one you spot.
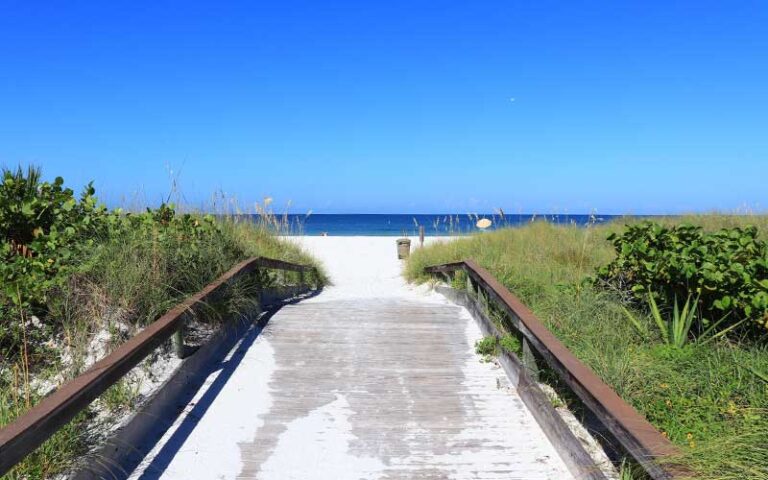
[127,237,572,480]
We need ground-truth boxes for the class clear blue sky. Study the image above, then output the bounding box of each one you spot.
[1,1,766,214]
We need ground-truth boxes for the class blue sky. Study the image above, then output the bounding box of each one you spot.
[1,1,766,214]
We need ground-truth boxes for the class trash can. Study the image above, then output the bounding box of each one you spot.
[396,238,411,259]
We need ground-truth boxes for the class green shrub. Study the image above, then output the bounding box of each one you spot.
[0,167,112,355]
[474,336,497,356]
[0,167,322,362]
[596,222,768,335]
[499,334,522,356]
[474,335,521,358]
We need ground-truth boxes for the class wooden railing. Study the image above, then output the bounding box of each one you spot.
[425,260,680,480]
[0,257,317,476]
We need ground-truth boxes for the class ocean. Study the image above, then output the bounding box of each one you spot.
[245,213,628,236]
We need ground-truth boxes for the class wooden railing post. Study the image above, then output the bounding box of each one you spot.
[521,337,540,381]
[173,319,186,359]
[478,286,489,314]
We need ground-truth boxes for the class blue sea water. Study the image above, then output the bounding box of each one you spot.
[245,214,629,236]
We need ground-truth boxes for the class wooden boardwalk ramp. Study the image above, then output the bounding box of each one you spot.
[129,238,572,480]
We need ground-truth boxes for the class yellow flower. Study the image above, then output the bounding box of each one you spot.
[660,383,669,389]
[686,433,693,440]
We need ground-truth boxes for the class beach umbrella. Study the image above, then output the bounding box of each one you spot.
[476,218,492,230]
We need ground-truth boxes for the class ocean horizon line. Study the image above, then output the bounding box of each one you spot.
[232,212,646,236]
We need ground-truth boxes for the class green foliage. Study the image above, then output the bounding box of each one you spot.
[596,222,768,335]
[0,166,324,354]
[0,167,111,355]
[748,366,768,384]
[100,378,140,413]
[621,290,700,348]
[499,334,521,356]
[474,336,497,356]
[0,375,90,480]
[0,166,239,358]
[474,335,521,358]
[118,205,234,297]
[652,292,698,348]
[1,168,106,302]
[623,289,747,349]
[0,165,310,358]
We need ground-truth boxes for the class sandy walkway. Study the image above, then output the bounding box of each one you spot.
[127,237,571,480]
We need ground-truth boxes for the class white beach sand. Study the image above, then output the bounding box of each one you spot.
[286,236,450,300]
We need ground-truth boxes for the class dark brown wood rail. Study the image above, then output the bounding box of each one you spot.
[0,257,317,476]
[425,259,680,480]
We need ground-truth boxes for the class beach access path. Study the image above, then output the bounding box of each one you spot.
[127,237,572,480]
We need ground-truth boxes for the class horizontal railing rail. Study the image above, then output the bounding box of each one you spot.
[425,260,680,480]
[0,256,317,476]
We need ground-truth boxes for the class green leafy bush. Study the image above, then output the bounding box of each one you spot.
[596,222,768,335]
[474,336,497,356]
[120,204,233,291]
[474,334,522,357]
[1,167,238,359]
[0,167,112,354]
[499,333,522,356]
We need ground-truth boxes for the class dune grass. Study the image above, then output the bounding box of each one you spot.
[406,215,768,479]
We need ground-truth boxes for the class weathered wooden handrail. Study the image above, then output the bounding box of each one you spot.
[425,260,679,480]
[0,256,317,476]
